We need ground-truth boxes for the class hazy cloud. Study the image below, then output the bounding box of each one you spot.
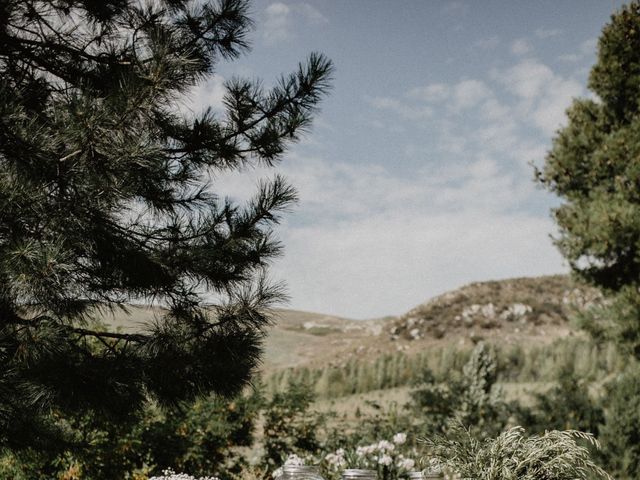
[368,96,433,120]
[213,154,563,318]
[558,37,598,63]
[408,83,450,103]
[498,59,583,135]
[262,2,328,45]
[472,36,500,50]
[535,28,562,39]
[178,75,226,115]
[452,79,492,110]
[407,79,491,112]
[511,38,533,56]
[441,1,469,16]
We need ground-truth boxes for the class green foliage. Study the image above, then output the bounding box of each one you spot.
[261,382,325,473]
[578,285,640,359]
[410,343,511,438]
[516,367,604,436]
[0,0,332,451]
[423,423,611,480]
[599,367,640,479]
[265,337,623,400]
[537,4,640,475]
[538,1,640,355]
[0,388,262,480]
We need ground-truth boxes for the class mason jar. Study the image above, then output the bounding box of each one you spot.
[341,469,377,480]
[408,471,443,480]
[280,465,325,480]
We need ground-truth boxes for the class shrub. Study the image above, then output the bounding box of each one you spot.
[261,381,326,473]
[516,366,604,436]
[409,343,511,438]
[599,367,640,479]
[423,423,611,479]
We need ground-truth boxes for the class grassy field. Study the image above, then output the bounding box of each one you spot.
[95,275,622,404]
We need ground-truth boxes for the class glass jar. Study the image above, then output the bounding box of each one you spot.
[408,471,443,480]
[341,469,377,480]
[280,465,325,480]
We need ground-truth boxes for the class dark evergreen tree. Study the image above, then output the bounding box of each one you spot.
[539,3,640,477]
[0,0,332,450]
[538,1,640,357]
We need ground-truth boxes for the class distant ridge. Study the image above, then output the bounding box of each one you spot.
[96,275,601,372]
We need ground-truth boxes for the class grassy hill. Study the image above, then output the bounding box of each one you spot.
[259,275,620,398]
[97,275,618,399]
[262,274,603,371]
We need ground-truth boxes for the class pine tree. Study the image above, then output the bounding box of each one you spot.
[538,1,640,357]
[539,4,640,476]
[0,0,332,449]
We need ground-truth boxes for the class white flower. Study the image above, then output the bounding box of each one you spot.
[284,454,305,466]
[396,458,415,471]
[357,444,377,457]
[377,454,393,466]
[272,468,283,479]
[149,469,220,480]
[393,433,407,445]
[377,440,395,452]
[325,451,347,468]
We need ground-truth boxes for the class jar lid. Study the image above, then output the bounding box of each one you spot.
[341,469,377,479]
[408,472,424,480]
[283,465,320,474]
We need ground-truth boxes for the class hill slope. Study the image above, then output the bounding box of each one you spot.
[262,275,602,372]
[97,275,602,374]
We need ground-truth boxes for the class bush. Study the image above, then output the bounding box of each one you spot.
[0,388,262,480]
[600,367,640,479]
[516,366,604,436]
[423,423,611,479]
[261,381,326,473]
[409,343,512,438]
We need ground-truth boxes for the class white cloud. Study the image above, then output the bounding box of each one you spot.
[452,79,492,110]
[263,3,292,45]
[408,83,450,102]
[472,36,500,50]
[535,28,562,39]
[277,209,563,318]
[213,153,564,319]
[498,59,583,135]
[499,59,554,101]
[295,3,328,24]
[367,96,433,120]
[369,56,582,172]
[407,79,491,112]
[511,38,533,56]
[558,37,598,63]
[177,75,226,115]
[262,2,328,45]
[530,77,582,135]
[441,1,469,16]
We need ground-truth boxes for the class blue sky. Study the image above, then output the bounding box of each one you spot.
[189,0,626,319]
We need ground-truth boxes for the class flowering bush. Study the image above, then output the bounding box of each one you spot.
[272,454,307,478]
[321,433,419,480]
[149,468,220,480]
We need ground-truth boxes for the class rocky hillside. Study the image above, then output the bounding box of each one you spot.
[263,275,604,372]
[97,275,603,373]
[388,275,601,345]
